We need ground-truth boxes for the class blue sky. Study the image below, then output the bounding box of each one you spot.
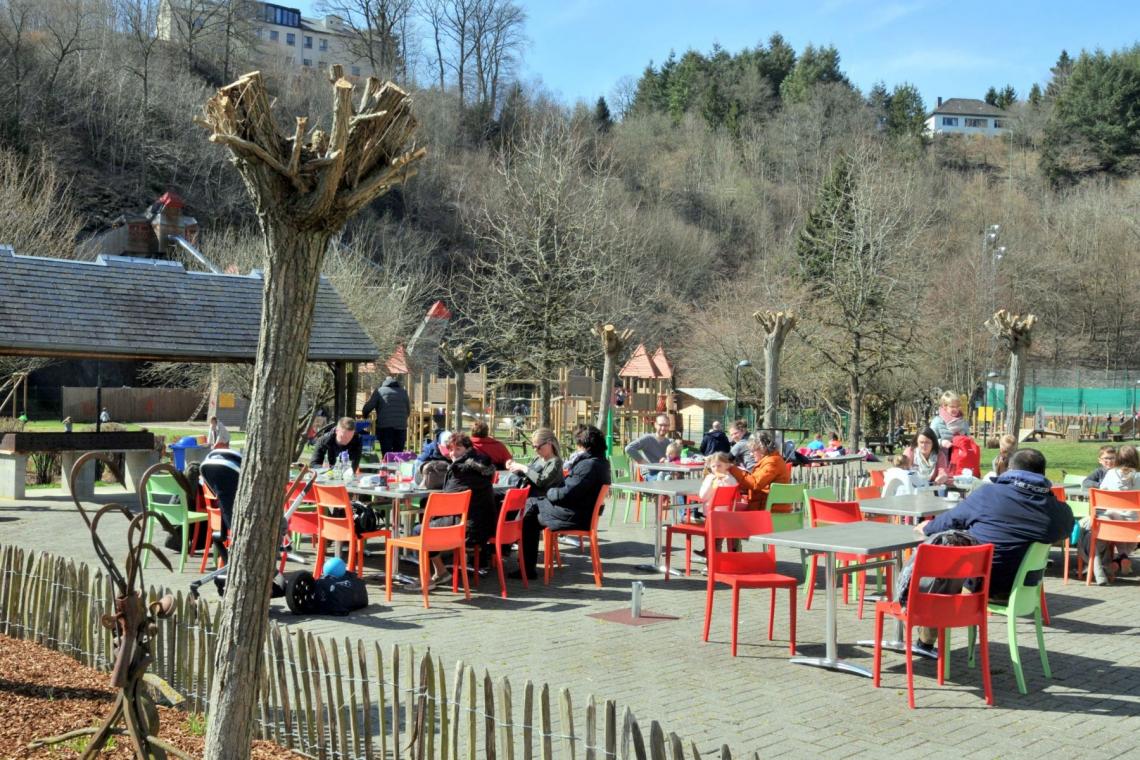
[300,0,1140,111]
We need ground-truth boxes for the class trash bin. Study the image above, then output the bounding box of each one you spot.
[169,436,203,470]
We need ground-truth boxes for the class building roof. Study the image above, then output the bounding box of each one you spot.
[930,98,1008,118]
[676,387,731,402]
[619,344,676,380]
[0,248,378,363]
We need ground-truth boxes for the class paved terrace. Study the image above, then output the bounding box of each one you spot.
[2,487,1139,759]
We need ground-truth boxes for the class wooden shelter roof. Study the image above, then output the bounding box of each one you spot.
[0,248,378,363]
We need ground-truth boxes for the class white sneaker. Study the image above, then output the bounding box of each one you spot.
[432,571,452,588]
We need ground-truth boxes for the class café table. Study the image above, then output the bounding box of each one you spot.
[358,461,401,472]
[755,522,924,677]
[637,461,705,476]
[610,479,705,574]
[858,492,955,520]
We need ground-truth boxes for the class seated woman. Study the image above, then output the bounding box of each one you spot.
[419,432,496,587]
[823,432,846,456]
[516,424,611,580]
[727,432,790,509]
[904,427,951,487]
[505,427,565,499]
[1081,444,1140,584]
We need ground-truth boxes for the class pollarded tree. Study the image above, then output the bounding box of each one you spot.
[794,144,933,448]
[987,309,1036,439]
[593,323,633,431]
[754,310,795,430]
[198,67,425,759]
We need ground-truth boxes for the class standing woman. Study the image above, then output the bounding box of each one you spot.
[506,427,564,499]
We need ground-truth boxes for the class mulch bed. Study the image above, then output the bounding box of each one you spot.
[0,635,302,759]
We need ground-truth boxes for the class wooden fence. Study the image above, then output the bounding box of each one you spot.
[0,546,741,760]
[62,386,204,423]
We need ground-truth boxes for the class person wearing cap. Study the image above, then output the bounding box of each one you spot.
[414,430,452,478]
[362,375,411,455]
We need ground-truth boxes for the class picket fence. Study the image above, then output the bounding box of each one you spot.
[0,545,743,760]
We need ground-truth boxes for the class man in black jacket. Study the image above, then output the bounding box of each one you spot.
[310,417,362,471]
[516,424,611,580]
[362,376,411,455]
[699,420,731,455]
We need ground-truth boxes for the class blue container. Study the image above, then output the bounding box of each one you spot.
[169,438,203,470]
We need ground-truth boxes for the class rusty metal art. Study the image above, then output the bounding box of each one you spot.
[29,454,194,759]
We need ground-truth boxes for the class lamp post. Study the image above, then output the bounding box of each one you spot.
[982,224,1006,317]
[734,359,752,423]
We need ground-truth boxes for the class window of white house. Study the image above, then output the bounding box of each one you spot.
[965,117,987,128]
[319,39,328,51]
[993,119,1004,128]
[304,35,313,48]
[269,30,279,41]
[303,58,312,67]
[286,32,296,46]
[941,117,958,126]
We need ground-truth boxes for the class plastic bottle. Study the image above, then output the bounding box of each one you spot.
[338,451,351,480]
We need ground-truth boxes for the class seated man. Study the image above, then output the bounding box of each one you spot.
[470,420,512,468]
[918,448,1073,604]
[516,424,611,580]
[699,420,731,456]
[309,417,362,472]
[625,414,671,478]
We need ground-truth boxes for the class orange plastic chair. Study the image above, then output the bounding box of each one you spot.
[872,542,995,709]
[1085,488,1140,586]
[198,481,226,572]
[702,509,798,656]
[869,470,886,490]
[472,486,531,598]
[855,485,881,500]
[312,484,391,579]
[664,485,738,579]
[544,485,610,587]
[805,498,894,619]
[385,490,472,608]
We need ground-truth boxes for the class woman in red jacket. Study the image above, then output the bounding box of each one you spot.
[728,431,791,510]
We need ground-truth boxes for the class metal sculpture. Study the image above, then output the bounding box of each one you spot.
[29,454,192,759]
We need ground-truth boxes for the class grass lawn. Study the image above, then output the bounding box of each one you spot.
[21,420,245,446]
[1020,439,1136,482]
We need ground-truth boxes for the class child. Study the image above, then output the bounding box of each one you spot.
[664,441,683,463]
[1081,445,1139,584]
[882,453,923,495]
[824,433,846,456]
[930,390,970,449]
[698,452,738,503]
[1082,445,1117,489]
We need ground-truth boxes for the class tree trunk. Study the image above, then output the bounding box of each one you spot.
[847,376,863,450]
[1005,347,1025,439]
[453,370,465,430]
[754,311,795,431]
[539,376,551,428]
[595,352,615,430]
[203,227,327,759]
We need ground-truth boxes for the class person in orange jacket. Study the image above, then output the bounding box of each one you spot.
[728,431,791,510]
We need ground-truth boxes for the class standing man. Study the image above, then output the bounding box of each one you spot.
[362,375,411,456]
[206,416,231,448]
[699,420,731,455]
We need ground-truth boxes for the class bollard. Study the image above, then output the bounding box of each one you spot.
[631,580,644,619]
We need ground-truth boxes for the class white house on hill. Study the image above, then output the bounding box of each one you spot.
[924,97,1009,137]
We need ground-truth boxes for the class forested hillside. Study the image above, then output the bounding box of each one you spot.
[1,0,1138,434]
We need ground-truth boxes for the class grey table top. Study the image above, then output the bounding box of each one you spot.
[344,482,511,500]
[755,521,923,555]
[637,462,705,474]
[610,479,704,497]
[858,493,956,518]
[799,453,866,466]
[358,462,401,472]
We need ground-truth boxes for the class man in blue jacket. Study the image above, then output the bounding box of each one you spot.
[918,448,1073,602]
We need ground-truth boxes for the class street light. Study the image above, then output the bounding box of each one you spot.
[982,224,1006,316]
[734,359,752,422]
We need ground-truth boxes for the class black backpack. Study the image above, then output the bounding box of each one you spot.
[285,571,368,616]
[351,501,379,535]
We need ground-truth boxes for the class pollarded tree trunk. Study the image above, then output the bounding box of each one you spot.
[442,343,471,430]
[538,363,552,429]
[593,323,633,430]
[754,310,796,430]
[848,376,863,451]
[987,310,1037,440]
[199,68,424,760]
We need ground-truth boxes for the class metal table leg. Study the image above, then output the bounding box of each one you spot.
[856,549,936,659]
[791,550,875,677]
[635,493,682,576]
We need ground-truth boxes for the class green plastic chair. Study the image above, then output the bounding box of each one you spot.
[142,473,208,572]
[1062,473,1085,487]
[767,483,806,532]
[966,542,1053,694]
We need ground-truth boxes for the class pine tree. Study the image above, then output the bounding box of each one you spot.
[984,86,999,106]
[796,154,859,288]
[779,44,850,104]
[885,83,925,138]
[593,96,613,132]
[996,85,1017,109]
[1046,49,1074,98]
[1028,83,1042,107]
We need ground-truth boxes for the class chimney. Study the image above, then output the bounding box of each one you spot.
[937,96,943,108]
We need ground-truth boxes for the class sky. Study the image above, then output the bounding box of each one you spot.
[299,0,1140,110]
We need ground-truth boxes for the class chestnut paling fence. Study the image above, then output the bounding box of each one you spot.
[0,545,743,760]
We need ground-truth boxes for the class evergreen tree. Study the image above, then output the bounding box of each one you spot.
[1046,49,1074,98]
[761,33,797,96]
[779,44,850,104]
[867,80,890,127]
[594,96,613,132]
[885,83,926,138]
[1028,83,1042,107]
[996,85,1017,109]
[797,154,859,287]
[984,86,999,106]
[700,81,729,129]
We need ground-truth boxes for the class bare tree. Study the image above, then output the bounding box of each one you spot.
[469,0,525,109]
[0,0,36,138]
[592,323,632,430]
[116,0,163,190]
[198,67,424,759]
[987,309,1036,439]
[754,310,795,429]
[163,0,225,70]
[457,117,641,427]
[317,0,412,79]
[440,341,471,428]
[36,0,99,93]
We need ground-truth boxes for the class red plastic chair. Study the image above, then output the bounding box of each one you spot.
[664,485,738,579]
[312,484,391,578]
[1085,488,1140,586]
[385,490,472,608]
[472,486,531,598]
[869,470,886,490]
[198,481,226,572]
[702,509,798,656]
[544,485,610,587]
[855,485,881,500]
[872,542,995,709]
[805,498,894,619]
